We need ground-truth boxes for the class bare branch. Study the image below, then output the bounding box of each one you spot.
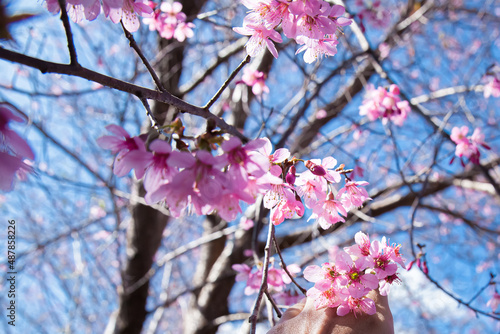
[57,0,79,66]
[204,54,251,110]
[121,22,165,92]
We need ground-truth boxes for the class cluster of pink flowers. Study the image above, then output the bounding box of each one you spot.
[233,0,352,63]
[359,84,411,126]
[0,103,34,192]
[260,143,371,228]
[44,0,153,32]
[355,0,390,32]
[233,260,301,304]
[97,124,370,227]
[237,68,269,96]
[450,126,490,165]
[483,75,500,99]
[303,231,405,316]
[143,1,195,42]
[487,290,500,313]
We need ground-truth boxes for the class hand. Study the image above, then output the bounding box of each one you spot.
[267,290,394,334]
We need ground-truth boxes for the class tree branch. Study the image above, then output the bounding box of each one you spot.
[0,46,247,141]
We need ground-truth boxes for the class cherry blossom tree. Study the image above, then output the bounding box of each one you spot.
[0,0,499,333]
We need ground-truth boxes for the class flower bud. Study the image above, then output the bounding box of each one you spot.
[422,261,429,274]
[305,160,326,176]
[286,166,296,184]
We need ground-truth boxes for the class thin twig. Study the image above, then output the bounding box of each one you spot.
[204,54,251,110]
[139,98,169,136]
[57,0,79,66]
[420,268,500,320]
[466,274,496,305]
[121,22,165,92]
[179,38,247,95]
[264,291,282,318]
[272,233,307,295]
[249,222,274,334]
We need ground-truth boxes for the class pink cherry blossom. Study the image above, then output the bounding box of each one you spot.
[267,267,285,290]
[337,296,376,317]
[486,291,500,312]
[344,231,371,258]
[213,191,243,221]
[148,174,190,216]
[289,0,335,39]
[451,126,469,144]
[233,18,283,58]
[232,261,298,296]
[240,0,278,29]
[273,290,301,306]
[221,136,269,177]
[0,104,34,192]
[0,104,34,160]
[174,21,195,42]
[45,0,62,14]
[46,0,153,29]
[142,1,195,41]
[263,166,286,209]
[296,35,339,64]
[337,180,371,209]
[355,0,391,29]
[258,137,290,164]
[233,1,350,62]
[304,232,406,316]
[232,263,252,282]
[450,126,490,165]
[305,157,341,183]
[309,192,347,229]
[471,128,491,149]
[307,284,345,309]
[385,240,406,269]
[97,124,152,179]
[368,240,398,280]
[232,263,263,295]
[483,76,500,98]
[0,152,33,191]
[336,251,378,298]
[328,4,352,27]
[316,109,327,119]
[304,262,343,292]
[143,2,166,32]
[359,84,410,126]
[240,68,269,95]
[378,273,401,296]
[270,187,304,225]
[295,173,326,208]
[107,0,152,32]
[160,1,185,24]
[282,263,301,284]
[142,139,194,192]
[188,150,228,213]
[239,217,254,230]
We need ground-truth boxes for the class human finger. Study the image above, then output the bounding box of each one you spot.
[277,298,307,322]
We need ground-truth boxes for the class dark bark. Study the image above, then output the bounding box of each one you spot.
[113,186,169,333]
